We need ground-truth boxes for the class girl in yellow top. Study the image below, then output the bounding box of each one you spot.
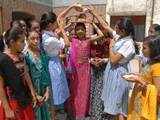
[125,36,160,120]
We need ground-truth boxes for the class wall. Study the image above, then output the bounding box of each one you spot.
[53,0,106,7]
[106,0,147,23]
[106,0,160,36]
[0,0,52,33]
[53,4,106,20]
[28,0,52,6]
[145,0,160,35]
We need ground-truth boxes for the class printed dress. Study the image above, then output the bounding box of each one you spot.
[90,38,110,120]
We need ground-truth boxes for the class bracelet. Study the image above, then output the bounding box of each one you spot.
[103,58,109,63]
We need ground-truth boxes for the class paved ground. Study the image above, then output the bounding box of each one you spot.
[56,112,90,120]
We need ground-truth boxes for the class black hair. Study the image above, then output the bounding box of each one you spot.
[10,20,20,28]
[116,17,135,38]
[27,19,39,31]
[143,35,156,42]
[75,22,86,31]
[4,26,24,46]
[116,17,139,54]
[0,35,4,52]
[144,35,160,64]
[78,13,86,19]
[152,24,160,34]
[40,12,57,30]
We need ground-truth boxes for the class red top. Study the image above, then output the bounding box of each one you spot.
[91,38,110,58]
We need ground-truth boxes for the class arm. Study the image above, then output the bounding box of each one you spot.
[109,39,123,65]
[58,4,83,27]
[0,76,10,110]
[109,48,123,65]
[57,6,74,27]
[60,28,70,47]
[89,8,114,34]
[0,76,15,119]
[64,22,75,33]
[58,4,83,46]
[90,23,104,41]
[43,86,50,102]
[24,66,36,101]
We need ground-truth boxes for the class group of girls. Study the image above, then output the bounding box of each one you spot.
[0,3,160,120]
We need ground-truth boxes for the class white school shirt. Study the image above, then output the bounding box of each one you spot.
[113,36,136,64]
[42,31,65,57]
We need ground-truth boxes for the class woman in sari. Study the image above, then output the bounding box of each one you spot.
[125,36,160,120]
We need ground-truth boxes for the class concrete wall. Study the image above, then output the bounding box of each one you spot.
[145,0,160,35]
[53,0,106,7]
[153,0,160,24]
[106,0,147,23]
[106,0,160,36]
[28,0,52,6]
[53,4,106,20]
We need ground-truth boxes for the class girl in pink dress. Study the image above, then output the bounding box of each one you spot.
[66,21,103,119]
[67,22,91,119]
[57,6,104,119]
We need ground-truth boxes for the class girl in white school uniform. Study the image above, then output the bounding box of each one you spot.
[101,18,137,120]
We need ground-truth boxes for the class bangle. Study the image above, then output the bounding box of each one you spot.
[112,31,116,37]
[103,58,108,63]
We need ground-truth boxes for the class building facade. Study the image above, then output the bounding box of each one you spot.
[106,0,160,40]
[1,0,159,39]
[52,0,107,22]
[0,0,52,34]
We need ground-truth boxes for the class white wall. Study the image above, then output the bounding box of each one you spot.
[27,0,52,6]
[106,0,147,15]
[53,0,106,7]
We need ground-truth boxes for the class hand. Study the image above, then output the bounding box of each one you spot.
[59,54,66,61]
[42,90,50,102]
[36,95,44,103]
[32,99,37,109]
[55,28,63,38]
[109,39,116,49]
[123,73,147,86]
[96,58,105,65]
[84,6,94,13]
[83,7,92,13]
[32,95,38,108]
[73,3,83,12]
[90,58,100,67]
[4,106,15,119]
[123,73,139,81]
[131,74,148,86]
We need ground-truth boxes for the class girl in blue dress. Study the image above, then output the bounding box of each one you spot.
[40,12,70,116]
